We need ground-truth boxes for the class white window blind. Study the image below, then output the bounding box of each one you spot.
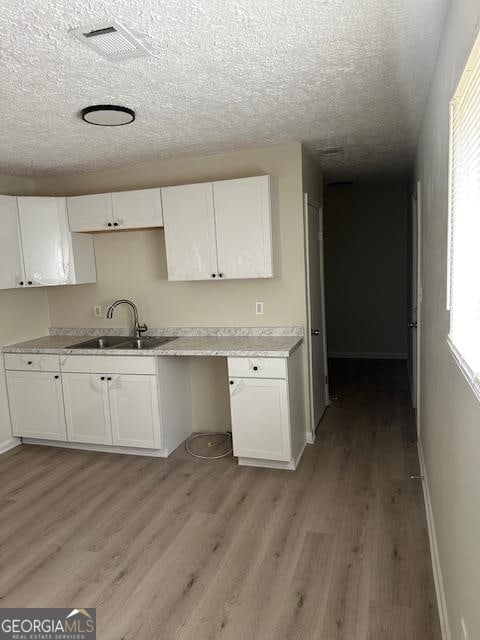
[448,32,480,396]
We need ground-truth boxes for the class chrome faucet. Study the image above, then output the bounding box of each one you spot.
[106,299,148,338]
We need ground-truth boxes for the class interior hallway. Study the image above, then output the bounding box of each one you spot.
[0,360,440,639]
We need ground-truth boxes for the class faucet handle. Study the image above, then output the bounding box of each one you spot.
[137,323,148,337]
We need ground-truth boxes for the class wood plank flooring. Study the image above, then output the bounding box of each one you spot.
[0,359,441,639]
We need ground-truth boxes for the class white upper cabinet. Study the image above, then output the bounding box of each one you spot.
[162,182,219,281]
[0,195,25,289]
[162,175,274,281]
[67,193,113,232]
[16,196,96,287]
[213,176,274,279]
[111,188,163,229]
[67,188,163,232]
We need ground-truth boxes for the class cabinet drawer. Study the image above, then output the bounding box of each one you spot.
[60,355,156,375]
[4,353,60,372]
[227,357,286,379]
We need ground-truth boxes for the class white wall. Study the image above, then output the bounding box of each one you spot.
[415,1,480,638]
[33,143,313,433]
[324,183,408,358]
[0,174,50,445]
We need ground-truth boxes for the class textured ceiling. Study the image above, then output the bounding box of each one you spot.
[0,0,448,179]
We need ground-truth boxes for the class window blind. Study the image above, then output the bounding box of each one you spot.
[448,32,480,396]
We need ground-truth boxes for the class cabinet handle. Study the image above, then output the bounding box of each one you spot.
[211,273,216,278]
[107,222,112,227]
[218,273,224,278]
[54,375,59,379]
[230,380,234,385]
[27,281,33,285]
[107,376,112,381]
[253,366,258,371]
[113,222,119,227]
[27,361,33,365]
[19,281,24,286]
[100,376,105,381]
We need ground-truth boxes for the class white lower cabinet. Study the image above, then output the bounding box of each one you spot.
[229,377,290,461]
[6,370,66,440]
[62,373,112,445]
[109,374,161,448]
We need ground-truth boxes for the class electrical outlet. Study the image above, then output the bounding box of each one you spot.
[461,617,468,640]
[94,305,102,318]
[255,301,264,315]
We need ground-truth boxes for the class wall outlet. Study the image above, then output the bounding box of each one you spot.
[93,305,102,318]
[461,617,468,640]
[255,301,264,315]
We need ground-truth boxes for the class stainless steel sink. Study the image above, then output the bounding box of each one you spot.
[114,337,174,350]
[68,336,130,349]
[68,336,175,350]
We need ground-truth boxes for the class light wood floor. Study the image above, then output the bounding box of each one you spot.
[0,360,441,639]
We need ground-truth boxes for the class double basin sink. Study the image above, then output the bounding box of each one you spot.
[68,336,175,351]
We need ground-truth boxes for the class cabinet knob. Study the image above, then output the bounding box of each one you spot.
[113,222,119,227]
[54,375,59,379]
[253,366,258,371]
[27,361,33,365]
[27,281,33,285]
[218,273,224,278]
[229,380,234,385]
[107,222,112,227]
[107,376,112,381]
[100,376,105,381]
[211,273,216,278]
[19,281,24,286]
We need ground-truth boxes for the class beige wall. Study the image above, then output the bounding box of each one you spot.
[34,143,311,432]
[324,184,408,357]
[0,174,50,444]
[415,2,480,638]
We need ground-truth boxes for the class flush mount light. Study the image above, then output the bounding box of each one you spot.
[80,105,135,126]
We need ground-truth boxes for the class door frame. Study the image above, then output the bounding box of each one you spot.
[304,193,329,440]
[411,180,422,436]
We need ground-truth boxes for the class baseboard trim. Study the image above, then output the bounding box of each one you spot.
[328,351,407,360]
[21,438,170,458]
[417,439,451,640]
[0,437,21,455]
[306,432,314,444]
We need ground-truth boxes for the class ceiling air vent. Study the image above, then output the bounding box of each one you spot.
[69,21,151,61]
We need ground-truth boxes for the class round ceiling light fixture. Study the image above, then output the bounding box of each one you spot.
[80,104,135,126]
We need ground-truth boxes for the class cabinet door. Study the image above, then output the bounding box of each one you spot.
[213,176,274,279]
[162,183,219,280]
[109,375,162,449]
[0,196,25,289]
[111,188,163,229]
[229,377,291,461]
[62,373,112,445]
[17,197,74,286]
[67,193,113,232]
[6,370,66,440]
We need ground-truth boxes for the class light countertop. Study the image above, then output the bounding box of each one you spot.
[2,334,303,358]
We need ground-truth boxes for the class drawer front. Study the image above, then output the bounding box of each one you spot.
[227,357,287,379]
[60,355,156,375]
[4,353,60,372]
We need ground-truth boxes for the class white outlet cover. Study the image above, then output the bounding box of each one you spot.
[255,301,264,315]
[94,305,102,318]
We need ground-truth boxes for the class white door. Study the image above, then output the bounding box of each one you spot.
[111,188,163,229]
[213,176,274,279]
[109,375,162,449]
[0,195,25,289]
[67,193,113,232]
[162,183,219,280]
[62,372,112,445]
[229,377,291,461]
[17,197,73,286]
[6,370,66,440]
[305,196,328,435]
[410,182,422,429]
